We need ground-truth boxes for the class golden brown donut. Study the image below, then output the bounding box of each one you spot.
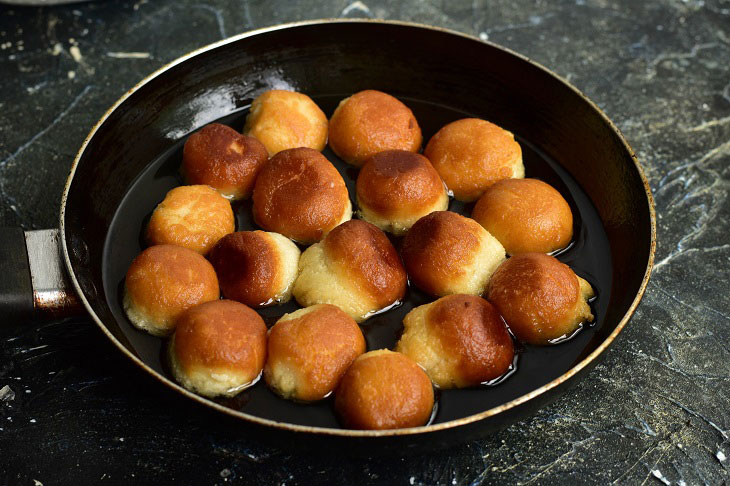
[145,185,235,255]
[182,123,268,200]
[486,253,595,345]
[264,304,366,402]
[169,299,267,397]
[334,350,434,430]
[252,147,351,244]
[424,118,524,202]
[472,178,573,255]
[208,231,300,308]
[243,90,328,156]
[356,150,448,236]
[293,219,407,322]
[328,90,422,167]
[123,244,219,336]
[396,295,514,388]
[401,211,505,297]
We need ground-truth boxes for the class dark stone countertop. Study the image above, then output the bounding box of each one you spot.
[1,0,728,484]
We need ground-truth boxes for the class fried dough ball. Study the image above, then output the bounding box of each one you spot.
[252,147,351,244]
[401,211,505,297]
[487,253,595,345]
[293,219,407,322]
[145,185,234,255]
[243,90,328,156]
[472,178,573,255]
[424,118,524,202]
[334,350,434,430]
[396,295,514,388]
[264,304,366,402]
[169,300,267,398]
[356,150,448,236]
[328,90,422,167]
[123,245,219,336]
[208,231,300,308]
[182,123,268,200]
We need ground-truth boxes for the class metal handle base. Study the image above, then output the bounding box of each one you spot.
[0,227,82,322]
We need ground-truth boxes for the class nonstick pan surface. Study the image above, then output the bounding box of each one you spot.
[60,20,655,451]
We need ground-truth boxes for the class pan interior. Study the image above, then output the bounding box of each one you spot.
[61,22,653,434]
[101,95,612,428]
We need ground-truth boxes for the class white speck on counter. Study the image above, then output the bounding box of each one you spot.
[479,32,488,41]
[25,389,31,394]
[107,51,151,59]
[69,45,83,63]
[651,469,670,485]
[342,1,371,16]
[409,477,415,485]
[29,418,36,423]
[33,480,43,486]
[0,385,15,402]
[718,450,727,462]
[68,71,76,79]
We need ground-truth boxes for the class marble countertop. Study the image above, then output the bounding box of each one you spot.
[1,0,728,484]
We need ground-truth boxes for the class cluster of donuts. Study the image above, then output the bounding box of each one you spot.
[122,88,595,430]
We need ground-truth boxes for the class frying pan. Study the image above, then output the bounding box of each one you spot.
[0,19,655,454]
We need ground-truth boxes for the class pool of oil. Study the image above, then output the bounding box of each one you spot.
[102,95,612,428]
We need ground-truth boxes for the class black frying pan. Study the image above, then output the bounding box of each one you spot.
[0,20,655,454]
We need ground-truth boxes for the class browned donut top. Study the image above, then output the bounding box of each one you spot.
[252,147,349,243]
[401,211,483,295]
[174,299,267,371]
[472,178,573,254]
[145,185,234,255]
[334,350,434,430]
[243,89,328,155]
[486,253,581,343]
[424,118,522,201]
[356,150,445,218]
[125,244,219,321]
[208,231,280,307]
[322,220,407,308]
[328,90,422,166]
[265,304,365,401]
[182,123,269,199]
[427,294,514,384]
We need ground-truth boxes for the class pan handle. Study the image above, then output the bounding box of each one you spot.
[0,228,83,321]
